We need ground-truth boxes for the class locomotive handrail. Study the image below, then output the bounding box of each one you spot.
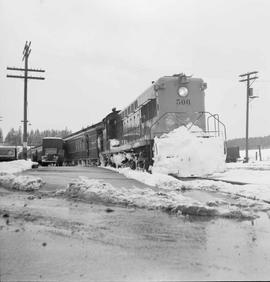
[190,111,227,141]
[207,114,220,137]
[204,111,227,141]
[149,111,227,162]
[190,111,227,155]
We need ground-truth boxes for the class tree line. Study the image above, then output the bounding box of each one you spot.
[227,135,270,150]
[2,126,270,150]
[1,127,72,147]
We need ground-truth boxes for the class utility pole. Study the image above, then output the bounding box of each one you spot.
[0,117,3,144]
[239,71,259,163]
[7,41,45,160]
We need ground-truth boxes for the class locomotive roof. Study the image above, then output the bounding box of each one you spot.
[43,137,63,140]
[63,73,205,141]
[120,73,201,116]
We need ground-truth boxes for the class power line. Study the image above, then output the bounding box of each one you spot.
[6,41,45,160]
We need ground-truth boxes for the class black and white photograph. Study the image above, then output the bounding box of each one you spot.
[1,0,270,281]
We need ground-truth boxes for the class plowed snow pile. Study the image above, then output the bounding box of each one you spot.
[118,168,270,204]
[0,159,34,175]
[62,177,257,219]
[0,160,43,191]
[152,125,226,176]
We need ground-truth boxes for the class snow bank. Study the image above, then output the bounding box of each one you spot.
[189,179,270,204]
[0,160,43,191]
[152,125,226,176]
[118,167,185,189]
[122,168,268,201]
[0,160,35,175]
[212,168,270,185]
[226,160,270,171]
[61,177,198,208]
[111,168,270,211]
[0,174,44,191]
[61,177,257,219]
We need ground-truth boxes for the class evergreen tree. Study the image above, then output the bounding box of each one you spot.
[3,127,72,146]
[4,128,22,146]
[227,135,270,150]
[0,128,3,143]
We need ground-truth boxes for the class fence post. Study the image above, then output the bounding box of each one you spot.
[258,145,262,161]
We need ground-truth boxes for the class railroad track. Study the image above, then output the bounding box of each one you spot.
[169,174,248,186]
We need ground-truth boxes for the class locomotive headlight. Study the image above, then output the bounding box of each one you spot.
[178,87,188,97]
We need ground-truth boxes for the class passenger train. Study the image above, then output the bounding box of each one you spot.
[29,73,225,169]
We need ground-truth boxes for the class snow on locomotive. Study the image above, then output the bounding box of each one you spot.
[63,73,225,170]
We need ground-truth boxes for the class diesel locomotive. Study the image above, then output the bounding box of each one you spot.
[62,73,225,170]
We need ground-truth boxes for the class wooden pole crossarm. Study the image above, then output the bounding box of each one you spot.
[7,67,45,73]
[7,75,45,80]
[239,76,259,82]
[239,71,258,77]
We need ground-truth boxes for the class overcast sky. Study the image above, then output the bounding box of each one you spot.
[1,0,270,139]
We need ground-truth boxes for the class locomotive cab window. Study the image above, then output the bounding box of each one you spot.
[107,118,117,139]
[141,99,157,123]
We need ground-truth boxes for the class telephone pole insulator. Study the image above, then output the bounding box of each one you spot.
[6,41,45,160]
[239,71,259,163]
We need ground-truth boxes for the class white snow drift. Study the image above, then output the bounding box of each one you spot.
[0,159,34,175]
[62,177,258,219]
[0,174,44,191]
[152,125,226,176]
[0,160,43,191]
[116,167,270,204]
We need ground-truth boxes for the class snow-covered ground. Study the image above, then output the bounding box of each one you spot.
[116,163,270,204]
[95,156,270,219]
[1,151,270,220]
[240,148,270,161]
[59,156,270,219]
[0,160,44,191]
[58,175,267,219]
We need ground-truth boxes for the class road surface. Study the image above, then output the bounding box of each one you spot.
[1,166,270,281]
